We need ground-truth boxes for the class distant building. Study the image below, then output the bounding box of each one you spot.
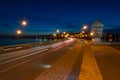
[91,20,104,42]
[102,33,119,42]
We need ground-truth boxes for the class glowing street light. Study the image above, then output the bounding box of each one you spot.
[63,32,66,34]
[83,25,87,30]
[53,33,56,37]
[21,20,27,26]
[56,29,59,33]
[65,33,69,38]
[16,29,22,34]
[85,34,88,37]
[66,33,69,36]
[65,35,68,38]
[90,32,94,36]
[61,34,64,37]
[82,31,85,33]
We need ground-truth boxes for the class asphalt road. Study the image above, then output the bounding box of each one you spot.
[0,39,83,80]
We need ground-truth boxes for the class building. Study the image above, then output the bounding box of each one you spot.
[91,20,104,42]
[102,33,119,42]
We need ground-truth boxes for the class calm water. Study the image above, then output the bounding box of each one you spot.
[0,38,52,46]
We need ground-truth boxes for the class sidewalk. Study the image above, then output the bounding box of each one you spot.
[89,41,120,45]
[79,41,103,80]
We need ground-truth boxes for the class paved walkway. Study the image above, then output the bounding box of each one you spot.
[79,41,103,80]
[91,45,120,80]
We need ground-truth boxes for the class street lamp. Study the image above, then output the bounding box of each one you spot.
[16,29,22,35]
[82,31,85,33]
[56,29,59,33]
[63,32,66,34]
[66,33,69,36]
[65,35,68,38]
[90,32,94,36]
[82,25,88,34]
[83,25,87,30]
[53,33,56,37]
[61,34,64,37]
[65,33,69,38]
[21,20,27,26]
[85,34,88,37]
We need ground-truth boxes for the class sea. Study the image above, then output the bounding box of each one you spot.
[0,38,52,46]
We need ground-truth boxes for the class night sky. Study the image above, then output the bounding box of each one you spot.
[0,0,120,34]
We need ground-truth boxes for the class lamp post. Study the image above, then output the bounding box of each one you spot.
[61,34,64,37]
[83,25,87,30]
[16,29,22,35]
[15,19,27,45]
[16,19,27,35]
[21,20,27,26]
[63,32,66,34]
[81,25,88,39]
[56,29,59,33]
[53,33,57,37]
[90,32,94,41]
[90,32,94,36]
[82,31,85,33]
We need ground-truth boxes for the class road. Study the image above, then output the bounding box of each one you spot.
[0,39,120,80]
[0,38,82,80]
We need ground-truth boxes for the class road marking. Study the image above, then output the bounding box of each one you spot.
[79,45,103,80]
[0,49,48,65]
